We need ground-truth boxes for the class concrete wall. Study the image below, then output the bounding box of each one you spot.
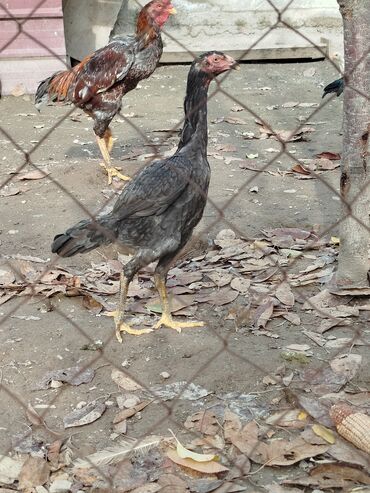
[63,0,343,63]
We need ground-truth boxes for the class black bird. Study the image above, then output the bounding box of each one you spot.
[322,77,344,98]
[51,51,239,342]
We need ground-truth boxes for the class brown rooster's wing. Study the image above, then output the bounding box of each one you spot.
[111,155,192,220]
[72,39,135,103]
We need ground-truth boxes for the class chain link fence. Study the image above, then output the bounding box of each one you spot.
[0,0,369,491]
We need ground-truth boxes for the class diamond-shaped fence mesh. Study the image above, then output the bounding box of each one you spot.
[0,0,369,490]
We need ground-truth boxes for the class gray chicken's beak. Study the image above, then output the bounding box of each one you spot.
[232,63,241,71]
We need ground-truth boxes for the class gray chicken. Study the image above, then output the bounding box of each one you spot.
[52,51,239,342]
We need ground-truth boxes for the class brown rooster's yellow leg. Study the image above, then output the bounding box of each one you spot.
[105,272,152,342]
[96,130,130,184]
[153,273,205,332]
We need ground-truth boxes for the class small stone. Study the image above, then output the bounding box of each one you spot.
[105,400,115,407]
[123,396,140,408]
[160,371,170,379]
[76,401,87,409]
[50,380,63,388]
[49,479,72,493]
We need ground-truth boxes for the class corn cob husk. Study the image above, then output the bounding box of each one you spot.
[330,403,370,455]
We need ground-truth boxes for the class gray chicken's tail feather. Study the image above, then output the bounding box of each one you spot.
[51,217,117,258]
[322,78,344,98]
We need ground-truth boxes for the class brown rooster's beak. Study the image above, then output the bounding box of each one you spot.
[168,6,176,14]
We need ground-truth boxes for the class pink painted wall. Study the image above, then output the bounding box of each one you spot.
[0,0,66,95]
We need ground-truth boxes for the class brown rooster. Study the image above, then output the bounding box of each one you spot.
[35,0,176,184]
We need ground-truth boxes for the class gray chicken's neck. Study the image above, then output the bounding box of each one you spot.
[177,72,210,155]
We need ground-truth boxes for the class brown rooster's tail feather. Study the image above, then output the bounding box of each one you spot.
[35,69,73,108]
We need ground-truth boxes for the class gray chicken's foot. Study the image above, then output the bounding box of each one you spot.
[104,311,153,342]
[153,314,205,333]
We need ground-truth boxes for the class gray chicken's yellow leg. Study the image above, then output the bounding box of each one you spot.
[153,273,205,332]
[96,129,131,185]
[106,272,152,342]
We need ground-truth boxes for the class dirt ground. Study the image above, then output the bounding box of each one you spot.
[0,59,369,490]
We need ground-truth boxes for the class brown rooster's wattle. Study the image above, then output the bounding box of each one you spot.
[35,0,175,184]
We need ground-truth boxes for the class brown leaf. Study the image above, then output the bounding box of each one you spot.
[275,282,295,307]
[263,437,329,466]
[224,409,242,441]
[316,158,340,170]
[18,456,50,489]
[282,312,301,325]
[47,440,63,470]
[17,170,50,181]
[239,160,264,171]
[184,410,220,436]
[206,270,233,287]
[111,369,142,391]
[196,287,239,306]
[131,484,161,493]
[254,297,274,328]
[291,163,311,175]
[26,403,46,427]
[226,420,269,464]
[284,463,370,489]
[167,448,229,474]
[315,151,341,160]
[113,400,151,423]
[158,473,188,490]
[226,454,251,480]
[230,277,250,294]
[224,116,247,125]
[328,437,370,472]
[330,353,362,380]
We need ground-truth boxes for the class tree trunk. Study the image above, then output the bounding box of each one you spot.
[335,0,370,289]
[109,0,130,40]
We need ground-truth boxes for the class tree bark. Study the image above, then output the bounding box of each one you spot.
[335,0,370,289]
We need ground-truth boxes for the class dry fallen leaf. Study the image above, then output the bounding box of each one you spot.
[254,297,274,328]
[330,353,362,380]
[275,282,295,307]
[196,287,238,306]
[17,170,50,181]
[312,424,336,444]
[167,448,229,474]
[291,163,312,176]
[113,400,151,423]
[184,410,220,436]
[35,365,95,390]
[0,455,25,485]
[63,401,106,429]
[230,277,250,294]
[315,151,341,160]
[283,463,370,489]
[26,403,46,427]
[169,430,216,462]
[18,456,50,490]
[111,369,143,391]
